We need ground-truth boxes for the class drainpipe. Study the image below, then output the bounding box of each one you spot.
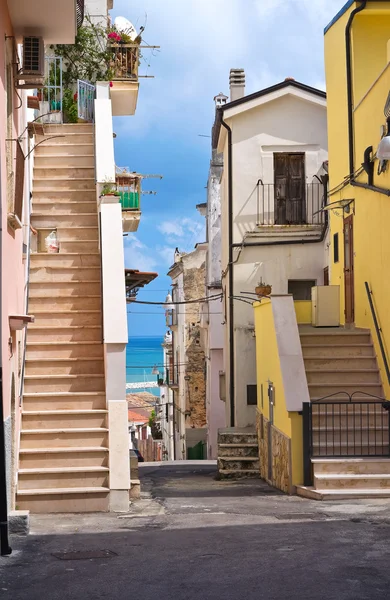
[345,0,390,196]
[221,117,235,428]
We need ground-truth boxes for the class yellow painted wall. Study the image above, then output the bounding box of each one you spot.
[294,300,311,324]
[325,2,390,397]
[254,301,303,485]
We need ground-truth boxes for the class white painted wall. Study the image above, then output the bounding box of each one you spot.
[95,98,116,186]
[219,86,328,427]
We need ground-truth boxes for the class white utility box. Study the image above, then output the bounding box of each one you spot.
[311,286,340,327]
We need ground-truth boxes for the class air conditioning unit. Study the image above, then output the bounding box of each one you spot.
[15,36,45,88]
[22,36,44,77]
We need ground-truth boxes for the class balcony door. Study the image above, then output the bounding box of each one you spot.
[274,153,306,224]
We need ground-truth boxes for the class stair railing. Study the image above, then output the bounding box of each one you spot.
[365,281,390,385]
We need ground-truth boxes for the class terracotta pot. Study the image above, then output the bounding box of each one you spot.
[255,285,272,298]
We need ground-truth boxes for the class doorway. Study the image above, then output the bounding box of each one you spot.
[343,215,354,324]
[274,153,305,224]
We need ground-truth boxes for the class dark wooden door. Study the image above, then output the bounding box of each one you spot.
[274,153,306,224]
[343,215,355,324]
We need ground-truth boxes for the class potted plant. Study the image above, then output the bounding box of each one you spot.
[100,182,120,197]
[255,278,272,298]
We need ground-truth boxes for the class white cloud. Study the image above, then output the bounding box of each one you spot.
[157,217,204,248]
[157,245,177,266]
[123,236,159,272]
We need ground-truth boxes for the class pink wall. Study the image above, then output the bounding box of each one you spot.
[0,0,26,425]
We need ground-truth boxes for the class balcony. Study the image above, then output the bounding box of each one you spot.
[125,269,158,303]
[108,44,140,116]
[116,169,141,232]
[9,0,78,43]
[255,182,326,242]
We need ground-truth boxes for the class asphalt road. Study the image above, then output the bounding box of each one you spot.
[2,462,390,600]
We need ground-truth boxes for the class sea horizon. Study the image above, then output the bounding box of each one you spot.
[126,335,164,397]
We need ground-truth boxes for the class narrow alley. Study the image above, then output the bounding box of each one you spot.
[2,463,390,600]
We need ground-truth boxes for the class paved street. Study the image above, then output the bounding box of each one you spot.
[2,462,390,599]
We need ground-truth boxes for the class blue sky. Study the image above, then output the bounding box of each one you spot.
[111,0,344,337]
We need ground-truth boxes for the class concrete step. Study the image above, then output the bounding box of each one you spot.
[30,252,100,267]
[34,154,95,168]
[19,428,108,449]
[34,167,95,179]
[31,311,101,327]
[218,431,258,445]
[27,325,101,342]
[34,178,95,191]
[312,429,389,446]
[218,469,260,479]
[33,190,96,201]
[300,332,371,346]
[54,226,99,241]
[26,341,104,359]
[42,124,93,134]
[218,443,258,458]
[54,240,99,253]
[304,357,378,370]
[218,458,259,471]
[22,410,107,430]
[31,201,97,215]
[18,467,109,490]
[19,446,109,469]
[305,369,380,384]
[29,281,101,297]
[308,382,383,398]
[30,266,101,283]
[24,373,105,393]
[22,392,106,411]
[26,356,103,374]
[35,133,94,145]
[28,295,101,311]
[22,409,107,428]
[16,487,110,513]
[312,458,390,475]
[296,485,390,501]
[311,411,388,429]
[302,344,375,358]
[31,214,98,228]
[314,473,390,490]
[35,143,94,156]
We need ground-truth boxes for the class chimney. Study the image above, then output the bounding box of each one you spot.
[214,92,228,110]
[229,69,245,102]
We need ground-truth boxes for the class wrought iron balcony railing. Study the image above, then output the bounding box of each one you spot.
[76,0,85,29]
[256,182,325,226]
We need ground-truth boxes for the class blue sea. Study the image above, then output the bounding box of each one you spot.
[126,336,164,397]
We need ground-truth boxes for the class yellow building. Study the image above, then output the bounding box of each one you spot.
[325,0,390,395]
[254,1,390,500]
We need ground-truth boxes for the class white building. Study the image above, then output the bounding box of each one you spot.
[215,71,328,428]
[166,245,208,460]
[197,96,227,458]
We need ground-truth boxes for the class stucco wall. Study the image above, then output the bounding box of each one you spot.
[219,87,328,429]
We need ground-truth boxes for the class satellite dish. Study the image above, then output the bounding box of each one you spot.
[114,16,137,40]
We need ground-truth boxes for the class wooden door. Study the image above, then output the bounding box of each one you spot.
[274,153,305,224]
[343,215,355,324]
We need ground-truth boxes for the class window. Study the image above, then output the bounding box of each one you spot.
[288,280,316,301]
[247,384,257,406]
[334,233,339,263]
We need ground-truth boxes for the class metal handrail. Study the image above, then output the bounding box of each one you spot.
[365,281,390,385]
[256,181,325,226]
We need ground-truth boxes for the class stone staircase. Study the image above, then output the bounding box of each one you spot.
[16,124,110,513]
[297,327,390,500]
[217,428,259,478]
